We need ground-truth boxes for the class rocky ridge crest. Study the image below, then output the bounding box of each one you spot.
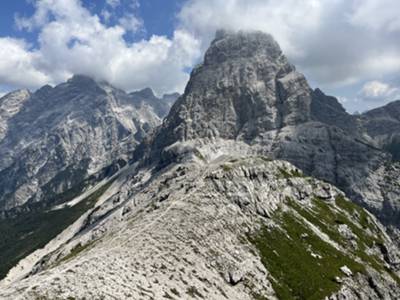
[136,30,399,229]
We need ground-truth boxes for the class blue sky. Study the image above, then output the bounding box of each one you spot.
[0,0,399,113]
[0,1,183,45]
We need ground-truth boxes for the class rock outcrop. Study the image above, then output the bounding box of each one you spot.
[0,89,31,141]
[136,30,399,230]
[148,30,311,151]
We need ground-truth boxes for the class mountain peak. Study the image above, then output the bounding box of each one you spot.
[364,99,400,119]
[67,74,99,87]
[133,87,156,99]
[204,30,284,66]
[162,92,180,105]
[142,30,309,162]
[65,74,104,94]
[34,84,53,98]
[0,89,30,101]
[129,87,178,119]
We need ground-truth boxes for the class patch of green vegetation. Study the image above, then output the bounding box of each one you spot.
[334,195,374,231]
[278,167,305,179]
[287,199,340,244]
[222,164,233,172]
[57,240,96,265]
[0,182,112,280]
[291,197,382,252]
[248,212,365,300]
[258,156,272,162]
[333,195,356,213]
[316,196,382,249]
[286,196,400,285]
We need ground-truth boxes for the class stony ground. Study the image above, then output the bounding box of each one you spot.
[1,150,400,299]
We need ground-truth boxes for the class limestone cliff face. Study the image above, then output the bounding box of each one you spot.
[136,30,398,229]
[150,30,311,151]
[0,76,170,212]
[0,89,31,141]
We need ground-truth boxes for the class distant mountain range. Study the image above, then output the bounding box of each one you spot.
[0,77,179,215]
[0,30,399,299]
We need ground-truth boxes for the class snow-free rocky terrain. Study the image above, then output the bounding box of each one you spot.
[0,77,177,213]
[0,77,178,281]
[1,30,400,299]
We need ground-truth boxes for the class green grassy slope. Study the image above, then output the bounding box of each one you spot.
[0,183,111,280]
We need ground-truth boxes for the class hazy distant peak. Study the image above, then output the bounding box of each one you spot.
[132,87,156,99]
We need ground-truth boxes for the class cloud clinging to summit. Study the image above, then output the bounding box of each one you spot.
[0,0,399,111]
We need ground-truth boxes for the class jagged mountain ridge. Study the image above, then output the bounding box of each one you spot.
[0,30,400,299]
[148,30,311,147]
[361,100,400,160]
[130,87,180,119]
[0,76,178,213]
[1,156,399,299]
[136,30,399,229]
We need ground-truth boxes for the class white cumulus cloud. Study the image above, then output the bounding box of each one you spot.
[0,37,49,88]
[174,0,400,112]
[360,80,399,101]
[3,0,200,94]
[177,0,324,58]
[2,0,400,111]
[177,0,400,89]
[118,13,143,33]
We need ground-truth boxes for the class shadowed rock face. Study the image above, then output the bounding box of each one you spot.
[129,87,179,119]
[361,100,400,159]
[310,88,360,134]
[136,30,399,228]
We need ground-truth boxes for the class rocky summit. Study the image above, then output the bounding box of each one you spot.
[139,30,400,230]
[0,30,400,299]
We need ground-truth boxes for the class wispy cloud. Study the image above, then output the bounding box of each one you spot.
[106,0,121,9]
[359,80,400,101]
